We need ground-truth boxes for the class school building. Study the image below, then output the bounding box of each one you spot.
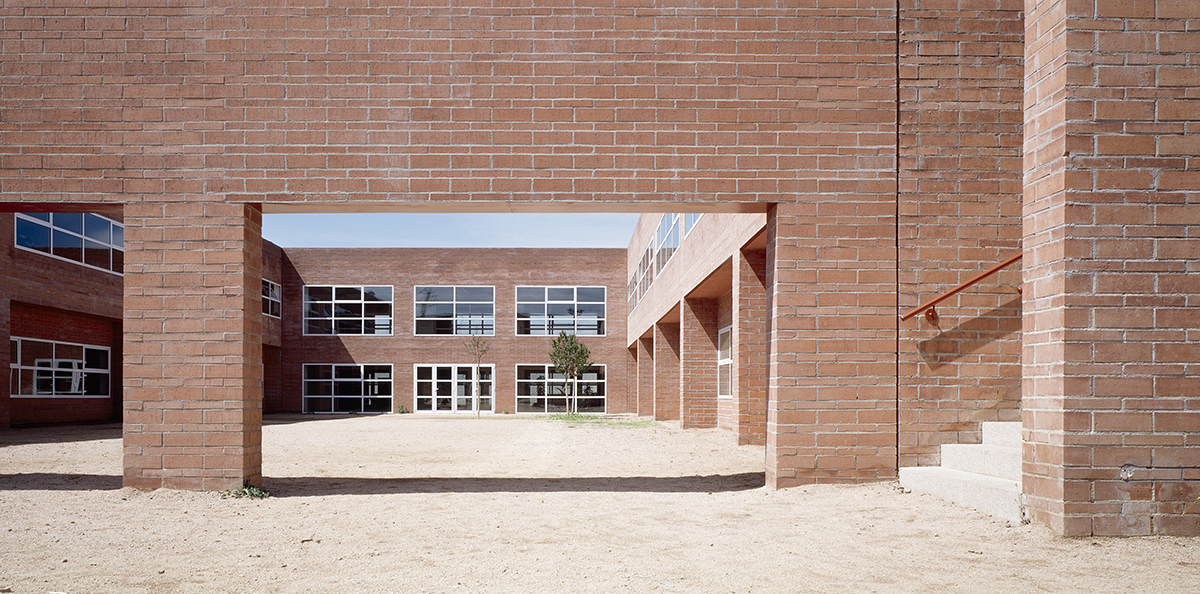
[0,1,1197,537]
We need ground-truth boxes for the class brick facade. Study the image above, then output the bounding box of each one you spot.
[0,211,124,428]
[0,0,1195,535]
[279,248,629,416]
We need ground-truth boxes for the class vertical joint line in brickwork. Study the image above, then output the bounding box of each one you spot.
[892,0,902,472]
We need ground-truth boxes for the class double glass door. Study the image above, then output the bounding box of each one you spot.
[414,365,493,413]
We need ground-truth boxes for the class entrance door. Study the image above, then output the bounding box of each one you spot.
[415,365,493,413]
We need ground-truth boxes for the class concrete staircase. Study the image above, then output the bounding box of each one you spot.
[899,422,1024,524]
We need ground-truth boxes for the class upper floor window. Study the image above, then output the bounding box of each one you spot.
[414,286,495,335]
[262,279,281,319]
[14,213,124,275]
[655,213,680,274]
[303,285,393,335]
[516,286,606,336]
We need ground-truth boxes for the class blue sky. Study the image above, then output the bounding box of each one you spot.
[262,213,641,249]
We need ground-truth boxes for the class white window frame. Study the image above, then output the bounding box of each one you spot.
[301,363,393,414]
[14,212,124,276]
[412,363,495,413]
[262,279,282,319]
[412,285,496,336]
[9,337,111,399]
[302,285,394,336]
[514,363,606,414]
[717,325,733,399]
[515,286,607,337]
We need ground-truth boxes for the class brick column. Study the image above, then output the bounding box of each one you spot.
[680,298,719,429]
[766,201,898,487]
[1023,0,1200,536]
[653,322,680,421]
[123,202,264,490]
[734,248,768,445]
[636,336,653,417]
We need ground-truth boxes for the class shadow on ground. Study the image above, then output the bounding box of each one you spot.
[0,472,766,495]
[264,473,766,496]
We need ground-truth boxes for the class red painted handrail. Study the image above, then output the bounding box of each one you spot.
[900,252,1023,322]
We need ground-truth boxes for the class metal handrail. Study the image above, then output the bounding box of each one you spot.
[900,252,1023,322]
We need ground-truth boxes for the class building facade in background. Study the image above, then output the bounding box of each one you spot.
[3,219,628,424]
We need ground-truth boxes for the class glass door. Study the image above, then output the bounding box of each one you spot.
[415,364,493,413]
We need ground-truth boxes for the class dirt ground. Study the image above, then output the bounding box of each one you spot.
[0,415,1196,593]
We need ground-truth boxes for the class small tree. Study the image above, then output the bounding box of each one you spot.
[463,336,491,418]
[549,331,592,415]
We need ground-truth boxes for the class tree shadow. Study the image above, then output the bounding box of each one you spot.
[264,472,766,497]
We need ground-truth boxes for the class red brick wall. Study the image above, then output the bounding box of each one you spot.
[733,249,768,446]
[122,202,263,491]
[680,297,719,429]
[261,240,283,348]
[279,248,629,415]
[636,336,653,417]
[1022,0,1200,536]
[1,3,864,212]
[896,0,1025,466]
[653,322,681,421]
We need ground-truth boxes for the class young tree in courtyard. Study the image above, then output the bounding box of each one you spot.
[549,331,592,415]
[463,335,491,418]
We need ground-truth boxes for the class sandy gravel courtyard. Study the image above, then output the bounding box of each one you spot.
[1,414,1197,593]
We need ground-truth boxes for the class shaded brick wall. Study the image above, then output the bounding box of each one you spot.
[279,248,629,415]
[680,297,719,429]
[896,0,1025,466]
[1023,0,1200,536]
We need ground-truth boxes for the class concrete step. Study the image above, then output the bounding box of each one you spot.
[940,443,1021,482]
[983,421,1022,449]
[899,466,1023,525]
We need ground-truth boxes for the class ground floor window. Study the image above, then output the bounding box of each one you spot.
[9,337,110,398]
[414,365,494,413]
[303,364,392,413]
[718,325,732,398]
[515,364,605,414]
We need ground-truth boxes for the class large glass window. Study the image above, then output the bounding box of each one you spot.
[516,286,606,336]
[414,364,494,413]
[303,285,393,335]
[655,213,680,273]
[413,286,495,335]
[9,337,110,398]
[302,363,392,413]
[14,213,124,274]
[515,364,605,413]
[262,279,281,318]
[718,326,732,398]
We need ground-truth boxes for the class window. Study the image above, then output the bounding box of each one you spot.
[9,337,110,398]
[414,364,494,413]
[262,279,281,318]
[683,212,702,236]
[303,285,393,335]
[718,326,732,398]
[14,213,124,274]
[302,364,392,413]
[413,286,494,335]
[655,213,680,274]
[516,364,606,413]
[516,286,606,336]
